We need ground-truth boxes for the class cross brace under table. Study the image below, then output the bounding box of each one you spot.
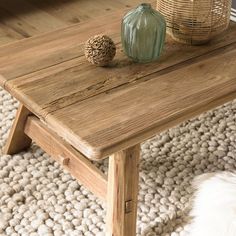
[4,104,140,236]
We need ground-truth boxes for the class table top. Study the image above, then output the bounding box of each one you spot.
[0,10,236,160]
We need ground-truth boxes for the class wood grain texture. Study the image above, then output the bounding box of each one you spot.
[106,145,140,236]
[27,0,143,25]
[0,0,66,34]
[24,116,107,200]
[0,21,24,44]
[0,0,144,46]
[3,104,32,154]
[42,43,236,159]
[4,33,236,116]
[0,6,236,159]
[0,12,235,85]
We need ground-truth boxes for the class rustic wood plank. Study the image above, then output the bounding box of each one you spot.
[27,0,143,25]
[0,7,34,39]
[5,39,236,117]
[0,11,235,84]
[41,44,236,159]
[0,22,24,45]
[0,0,144,47]
[4,104,32,155]
[0,13,122,84]
[106,145,140,236]
[0,0,66,35]
[24,116,107,200]
[1,20,235,116]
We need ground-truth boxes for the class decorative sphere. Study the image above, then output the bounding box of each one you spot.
[84,35,116,66]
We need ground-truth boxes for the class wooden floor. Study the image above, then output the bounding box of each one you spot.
[0,0,151,47]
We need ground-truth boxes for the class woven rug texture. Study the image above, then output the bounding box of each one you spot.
[1,87,236,236]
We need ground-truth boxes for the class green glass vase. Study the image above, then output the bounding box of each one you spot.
[121,3,166,63]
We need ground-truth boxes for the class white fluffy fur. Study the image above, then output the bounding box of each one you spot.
[190,172,236,236]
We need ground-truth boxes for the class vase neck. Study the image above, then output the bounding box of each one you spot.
[137,3,152,11]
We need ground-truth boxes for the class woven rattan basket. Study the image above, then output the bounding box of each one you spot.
[156,0,232,45]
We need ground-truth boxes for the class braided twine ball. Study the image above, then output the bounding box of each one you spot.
[84,35,116,66]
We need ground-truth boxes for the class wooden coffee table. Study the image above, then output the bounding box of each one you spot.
[0,9,236,235]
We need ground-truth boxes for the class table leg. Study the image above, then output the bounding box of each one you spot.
[3,103,32,155]
[106,144,140,236]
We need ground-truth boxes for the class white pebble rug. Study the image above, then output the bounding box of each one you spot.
[1,87,236,236]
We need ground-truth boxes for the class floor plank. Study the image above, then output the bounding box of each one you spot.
[0,0,152,47]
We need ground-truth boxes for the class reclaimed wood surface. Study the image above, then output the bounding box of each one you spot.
[0,0,144,46]
[0,6,236,159]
